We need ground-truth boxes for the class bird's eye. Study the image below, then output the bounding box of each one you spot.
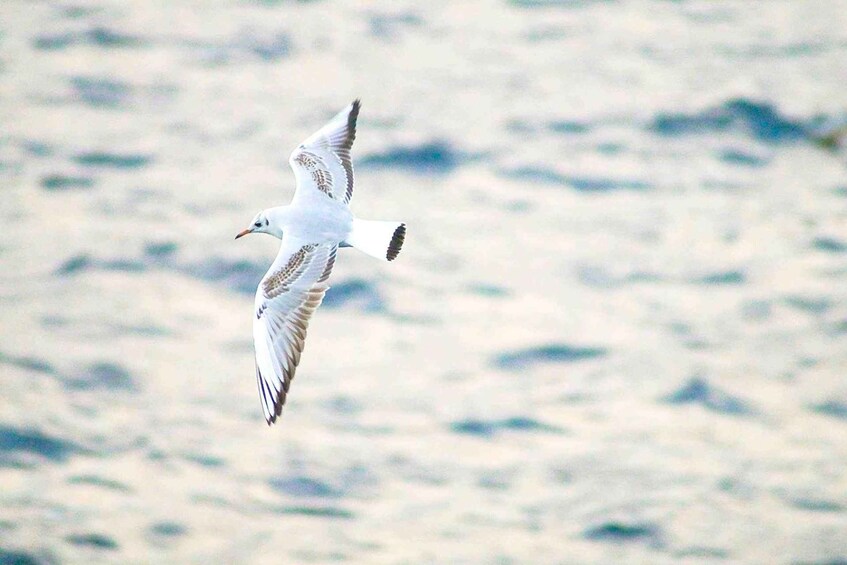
[254,221,261,228]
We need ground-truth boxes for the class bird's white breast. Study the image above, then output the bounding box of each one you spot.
[284,199,353,243]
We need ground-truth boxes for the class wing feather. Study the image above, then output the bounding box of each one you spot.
[289,100,359,204]
[253,240,337,424]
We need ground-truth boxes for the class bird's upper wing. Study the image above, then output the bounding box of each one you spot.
[289,100,360,205]
[253,238,337,424]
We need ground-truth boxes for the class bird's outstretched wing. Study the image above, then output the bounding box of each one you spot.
[253,238,337,424]
[289,100,360,205]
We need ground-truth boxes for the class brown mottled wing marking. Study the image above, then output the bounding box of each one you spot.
[253,241,337,425]
[261,244,317,298]
[293,152,319,168]
[291,152,335,198]
[289,100,360,204]
[311,168,334,197]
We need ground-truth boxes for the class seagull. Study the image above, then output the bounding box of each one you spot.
[235,100,405,425]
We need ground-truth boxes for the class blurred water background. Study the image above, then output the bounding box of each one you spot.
[2,1,847,563]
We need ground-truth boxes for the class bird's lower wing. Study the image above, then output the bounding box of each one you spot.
[253,240,337,424]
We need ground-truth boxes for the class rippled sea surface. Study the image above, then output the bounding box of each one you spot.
[2,2,847,563]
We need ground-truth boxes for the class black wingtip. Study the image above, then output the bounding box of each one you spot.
[340,99,361,157]
[387,223,406,261]
[347,98,362,129]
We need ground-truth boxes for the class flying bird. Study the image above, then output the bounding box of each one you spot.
[236,100,405,425]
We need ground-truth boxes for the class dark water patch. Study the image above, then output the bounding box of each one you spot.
[549,120,589,134]
[703,180,743,191]
[149,521,187,537]
[799,357,818,369]
[55,254,146,276]
[0,425,79,464]
[784,296,831,315]
[494,343,607,370]
[505,119,534,133]
[22,140,54,157]
[450,416,561,438]
[34,33,75,50]
[810,114,847,151]
[144,241,179,261]
[669,322,691,338]
[793,560,847,565]
[74,151,151,169]
[695,270,745,285]
[87,27,144,48]
[94,259,146,273]
[323,278,385,312]
[188,30,293,65]
[500,166,566,185]
[114,323,169,337]
[369,12,422,39]
[624,270,662,284]
[56,255,92,275]
[742,299,771,322]
[71,77,132,108]
[101,259,145,272]
[242,32,291,61]
[650,98,806,143]
[183,257,266,295]
[0,351,56,375]
[66,362,136,392]
[34,28,145,50]
[791,497,843,513]
[565,176,650,192]
[597,142,624,154]
[813,237,846,253]
[676,546,730,559]
[326,395,362,415]
[184,453,225,468]
[270,476,340,498]
[829,319,847,336]
[719,149,768,167]
[577,265,663,288]
[359,141,460,174]
[478,476,508,490]
[664,377,752,416]
[65,533,118,550]
[41,174,95,191]
[584,522,661,544]
[189,493,230,508]
[811,400,847,420]
[451,420,497,438]
[525,24,569,42]
[276,506,353,519]
[0,549,42,565]
[63,5,93,18]
[68,474,131,492]
[502,416,560,432]
[467,283,509,297]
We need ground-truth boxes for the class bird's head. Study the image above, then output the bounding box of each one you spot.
[235,211,272,240]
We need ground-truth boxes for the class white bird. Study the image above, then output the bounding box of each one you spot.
[236,100,405,425]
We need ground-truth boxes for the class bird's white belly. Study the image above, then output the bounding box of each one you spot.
[286,201,353,243]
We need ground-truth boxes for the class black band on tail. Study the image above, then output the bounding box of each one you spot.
[387,223,406,261]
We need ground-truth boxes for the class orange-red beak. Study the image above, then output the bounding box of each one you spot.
[235,228,253,240]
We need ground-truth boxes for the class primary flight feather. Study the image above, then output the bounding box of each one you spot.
[236,100,405,425]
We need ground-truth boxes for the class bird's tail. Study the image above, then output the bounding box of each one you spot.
[346,219,405,261]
